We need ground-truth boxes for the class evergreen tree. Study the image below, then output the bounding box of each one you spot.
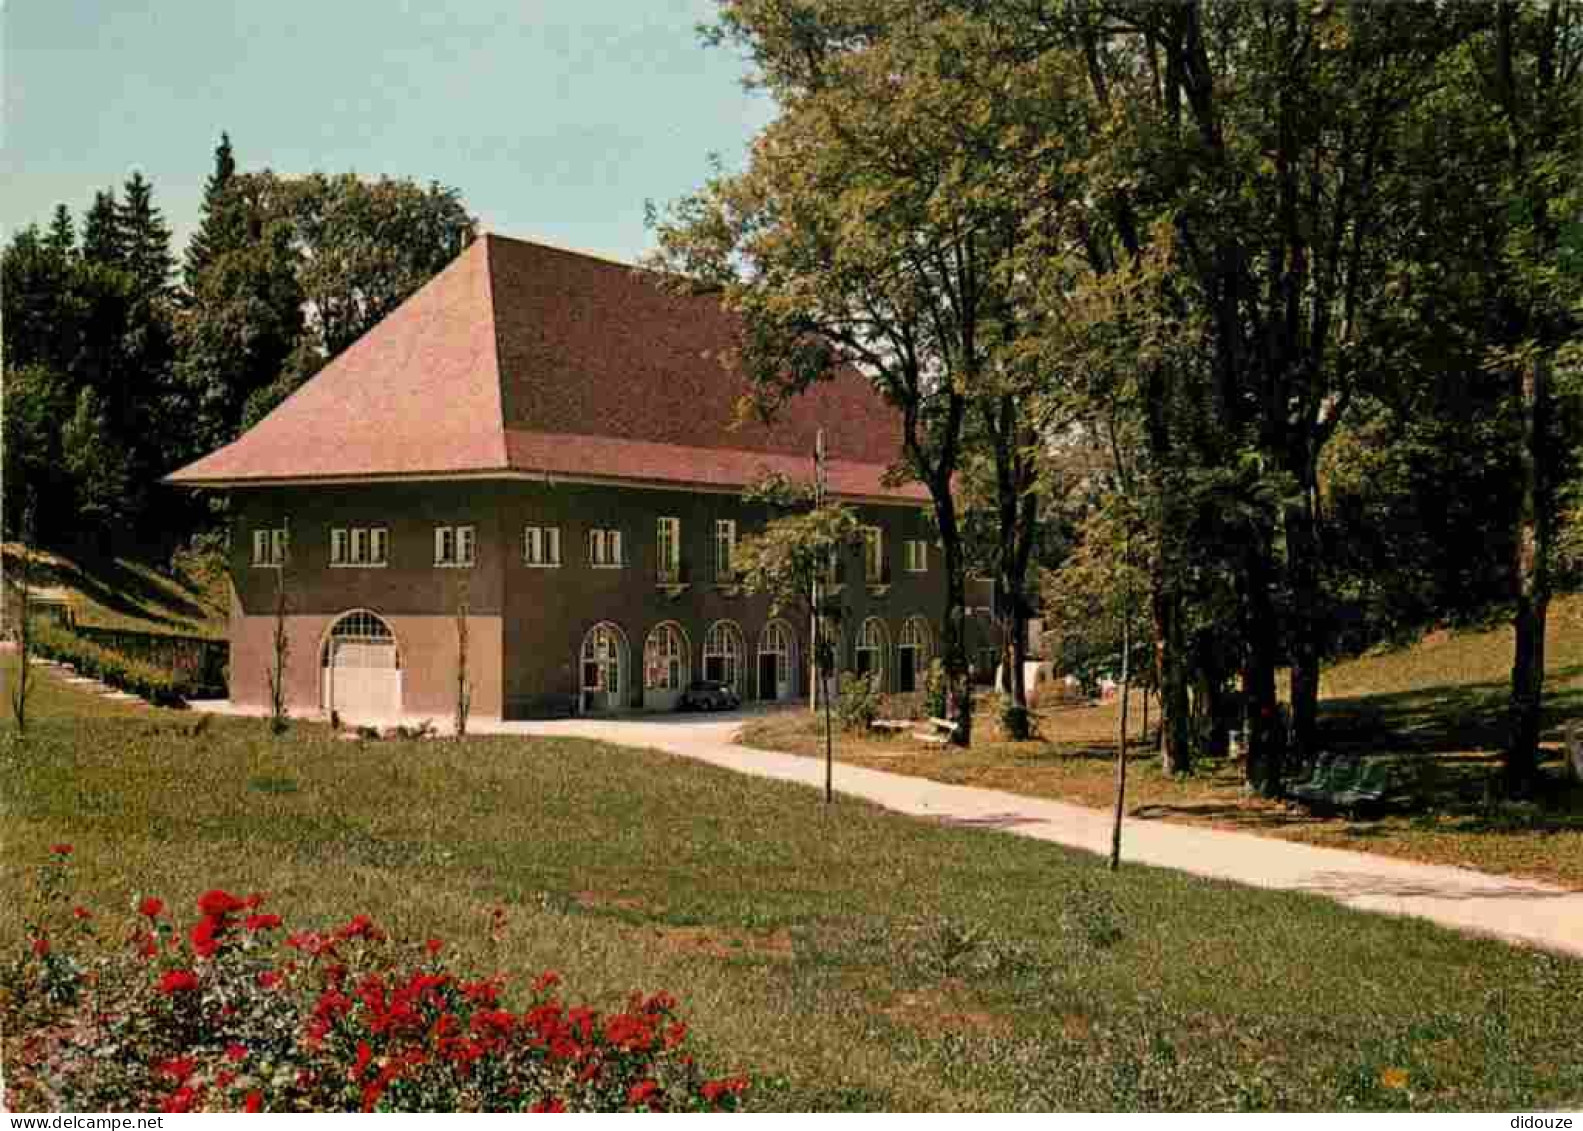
[45,204,76,260]
[117,170,175,304]
[183,132,241,293]
[81,190,122,267]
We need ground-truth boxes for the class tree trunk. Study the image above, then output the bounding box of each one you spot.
[1153,580,1192,773]
[1506,353,1551,791]
[940,533,974,748]
[1240,545,1285,796]
[1110,610,1132,871]
[1284,486,1323,772]
[1001,583,1032,739]
[821,664,835,805]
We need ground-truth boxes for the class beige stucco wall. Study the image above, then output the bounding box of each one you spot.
[228,604,504,721]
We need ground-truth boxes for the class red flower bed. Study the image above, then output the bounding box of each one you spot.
[5,853,750,1113]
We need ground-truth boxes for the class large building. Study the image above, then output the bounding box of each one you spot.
[167,234,946,723]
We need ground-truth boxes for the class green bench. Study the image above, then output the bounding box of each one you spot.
[1288,753,1414,815]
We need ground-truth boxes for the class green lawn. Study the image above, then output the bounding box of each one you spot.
[745,594,1583,888]
[3,657,1581,1111]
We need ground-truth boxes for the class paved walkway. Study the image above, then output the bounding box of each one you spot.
[189,701,1583,958]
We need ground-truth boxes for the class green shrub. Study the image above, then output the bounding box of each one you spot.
[30,626,191,707]
[5,848,750,1113]
[836,672,883,732]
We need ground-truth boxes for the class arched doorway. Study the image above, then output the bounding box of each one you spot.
[321,610,401,724]
[702,620,745,695]
[642,621,691,711]
[898,616,932,694]
[854,617,890,691]
[757,619,798,701]
[579,622,628,714]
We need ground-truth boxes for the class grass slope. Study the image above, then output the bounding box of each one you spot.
[2,543,227,639]
[743,595,1583,887]
[3,658,1581,1111]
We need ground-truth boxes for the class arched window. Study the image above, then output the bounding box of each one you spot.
[898,616,931,694]
[703,620,745,693]
[854,617,889,691]
[758,619,797,700]
[643,622,690,691]
[322,609,399,668]
[581,622,626,698]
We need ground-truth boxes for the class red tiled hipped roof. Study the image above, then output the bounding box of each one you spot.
[167,233,921,502]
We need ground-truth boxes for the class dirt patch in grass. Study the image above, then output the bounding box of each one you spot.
[877,979,1013,1037]
[645,924,795,962]
[575,890,665,916]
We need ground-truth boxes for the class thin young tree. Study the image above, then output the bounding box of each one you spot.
[734,475,859,804]
[265,523,290,735]
[455,580,472,738]
[9,510,38,736]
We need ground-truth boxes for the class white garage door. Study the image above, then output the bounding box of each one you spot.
[322,613,401,725]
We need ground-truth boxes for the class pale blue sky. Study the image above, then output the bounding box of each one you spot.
[1,0,773,261]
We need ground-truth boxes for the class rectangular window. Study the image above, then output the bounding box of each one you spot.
[862,527,885,583]
[434,526,456,566]
[252,530,272,567]
[270,528,289,566]
[458,525,476,567]
[904,539,928,573]
[657,516,681,582]
[332,527,387,568]
[524,525,562,567]
[588,527,623,568]
[714,519,736,581]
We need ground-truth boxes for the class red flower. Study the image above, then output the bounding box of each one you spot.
[532,970,561,993]
[664,1021,688,1049]
[138,896,164,918]
[161,1085,202,1113]
[31,936,49,957]
[243,1091,263,1113]
[461,979,501,1006]
[225,1043,249,1062]
[159,969,199,995]
[50,844,72,856]
[244,913,282,932]
[197,889,246,917]
[257,969,283,989]
[216,1070,236,1089]
[335,913,380,941]
[157,1056,196,1081]
[529,1098,567,1113]
[425,937,444,956]
[190,915,223,958]
[628,1080,661,1106]
[72,906,92,920]
[701,1076,750,1104]
[133,930,158,959]
[284,930,327,955]
[351,1040,374,1082]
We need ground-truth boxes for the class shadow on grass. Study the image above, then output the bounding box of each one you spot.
[1305,672,1583,839]
[4,545,218,631]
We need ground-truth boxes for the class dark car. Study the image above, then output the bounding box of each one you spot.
[678,680,741,711]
